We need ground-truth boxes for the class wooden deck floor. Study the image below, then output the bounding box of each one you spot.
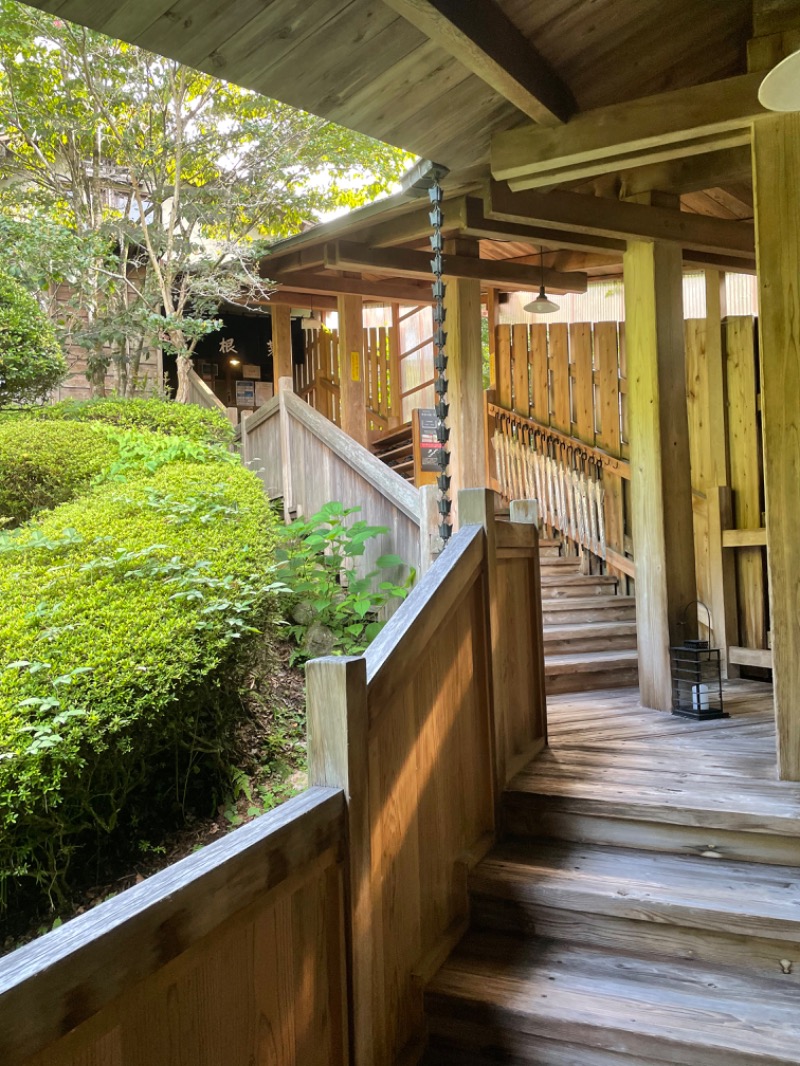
[510,679,800,848]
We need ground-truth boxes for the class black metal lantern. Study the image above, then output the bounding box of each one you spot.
[670,602,727,720]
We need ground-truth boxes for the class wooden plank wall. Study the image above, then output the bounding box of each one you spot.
[685,315,768,663]
[307,494,547,1066]
[0,790,348,1066]
[493,322,630,572]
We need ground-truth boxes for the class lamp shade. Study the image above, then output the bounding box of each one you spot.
[759,48,800,111]
[524,286,560,315]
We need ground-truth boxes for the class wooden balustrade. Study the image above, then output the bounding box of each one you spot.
[0,789,349,1066]
[307,489,547,1066]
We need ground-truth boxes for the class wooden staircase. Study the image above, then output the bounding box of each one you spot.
[423,683,800,1066]
[539,539,638,694]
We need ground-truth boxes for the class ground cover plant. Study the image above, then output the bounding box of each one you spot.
[0,404,281,925]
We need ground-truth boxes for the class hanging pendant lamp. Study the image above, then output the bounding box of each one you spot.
[523,248,560,315]
[759,48,800,111]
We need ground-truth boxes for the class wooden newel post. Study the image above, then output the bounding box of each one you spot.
[306,656,372,1066]
[278,377,295,522]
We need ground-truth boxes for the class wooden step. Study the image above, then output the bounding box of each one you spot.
[426,933,800,1065]
[539,556,583,569]
[541,596,637,625]
[539,574,618,598]
[469,840,800,981]
[543,621,638,655]
[502,763,800,866]
[545,650,639,693]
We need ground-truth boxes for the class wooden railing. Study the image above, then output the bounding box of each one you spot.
[0,788,349,1066]
[307,488,547,1065]
[241,378,439,579]
[486,393,635,581]
[186,366,230,414]
[1,491,547,1066]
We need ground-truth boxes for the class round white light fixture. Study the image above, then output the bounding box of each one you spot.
[759,48,800,111]
[523,247,560,315]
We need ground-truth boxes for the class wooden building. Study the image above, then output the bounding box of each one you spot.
[5,2,800,1065]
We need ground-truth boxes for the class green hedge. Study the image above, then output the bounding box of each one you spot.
[0,421,119,527]
[0,457,279,914]
[7,397,235,446]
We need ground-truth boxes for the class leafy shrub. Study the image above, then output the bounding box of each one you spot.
[0,419,237,528]
[0,421,119,526]
[0,270,67,406]
[275,501,414,662]
[0,459,280,914]
[8,396,235,446]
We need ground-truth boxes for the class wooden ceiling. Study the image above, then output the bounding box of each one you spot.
[27,0,754,190]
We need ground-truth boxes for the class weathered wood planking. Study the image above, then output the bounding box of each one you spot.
[529,324,549,424]
[570,322,594,444]
[549,323,571,434]
[1,789,348,1066]
[512,323,530,416]
[725,316,767,650]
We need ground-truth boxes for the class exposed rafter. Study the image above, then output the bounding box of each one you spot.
[488,182,755,259]
[382,0,576,124]
[618,145,752,198]
[322,240,588,293]
[491,74,765,189]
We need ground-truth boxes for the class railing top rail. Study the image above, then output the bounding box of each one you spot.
[365,523,485,719]
[0,787,344,1066]
[243,391,281,434]
[487,400,631,479]
[282,390,421,523]
[186,367,228,413]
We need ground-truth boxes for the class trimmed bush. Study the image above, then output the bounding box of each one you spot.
[0,421,119,527]
[0,271,67,406]
[0,457,280,914]
[10,397,235,446]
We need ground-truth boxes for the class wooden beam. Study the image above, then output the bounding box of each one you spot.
[488,182,756,258]
[382,0,576,124]
[507,131,752,192]
[337,293,368,446]
[722,528,769,548]
[271,304,293,392]
[752,111,800,778]
[492,74,766,187]
[258,292,338,311]
[619,145,753,198]
[323,240,588,293]
[625,237,697,711]
[271,271,435,305]
[463,196,627,254]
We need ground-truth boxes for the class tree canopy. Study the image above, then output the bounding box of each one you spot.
[0,2,412,398]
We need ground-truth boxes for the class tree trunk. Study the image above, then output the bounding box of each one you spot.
[175,353,191,403]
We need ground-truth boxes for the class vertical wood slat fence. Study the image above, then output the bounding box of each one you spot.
[0,492,547,1066]
[489,322,633,581]
[294,329,341,426]
[685,315,769,673]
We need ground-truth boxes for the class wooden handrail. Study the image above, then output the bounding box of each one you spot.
[365,524,484,717]
[487,400,631,479]
[186,367,228,413]
[0,788,345,1066]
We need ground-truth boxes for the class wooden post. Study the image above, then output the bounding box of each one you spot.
[271,304,293,392]
[445,239,486,519]
[418,483,442,575]
[278,376,295,522]
[752,112,800,779]
[486,287,499,388]
[307,656,370,1066]
[337,293,368,446]
[388,302,402,428]
[624,239,698,710]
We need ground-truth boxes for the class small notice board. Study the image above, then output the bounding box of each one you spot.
[412,408,440,486]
